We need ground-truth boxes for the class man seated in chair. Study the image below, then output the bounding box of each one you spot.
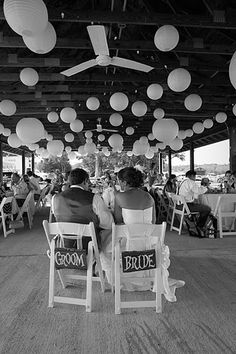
[10,173,30,207]
[53,168,114,250]
[178,170,211,236]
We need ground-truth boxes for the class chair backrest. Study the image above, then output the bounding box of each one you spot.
[112,222,166,314]
[170,193,191,215]
[0,196,14,215]
[43,220,100,253]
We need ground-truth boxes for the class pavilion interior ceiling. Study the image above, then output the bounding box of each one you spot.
[0,0,236,154]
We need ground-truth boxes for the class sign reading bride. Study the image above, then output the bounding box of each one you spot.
[122,249,156,273]
[54,248,87,270]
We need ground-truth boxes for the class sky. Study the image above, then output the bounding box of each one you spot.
[172,139,229,166]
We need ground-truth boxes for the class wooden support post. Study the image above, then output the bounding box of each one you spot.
[190,142,194,171]
[168,149,172,177]
[159,152,163,174]
[229,124,236,172]
[22,150,25,175]
[31,153,35,173]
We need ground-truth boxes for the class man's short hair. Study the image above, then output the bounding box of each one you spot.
[27,170,33,177]
[69,168,89,185]
[186,170,196,178]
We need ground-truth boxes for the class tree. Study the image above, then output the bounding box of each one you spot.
[36,153,71,173]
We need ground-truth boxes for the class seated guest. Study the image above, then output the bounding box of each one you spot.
[53,168,113,249]
[163,174,177,198]
[114,167,156,225]
[179,170,211,236]
[61,171,71,192]
[201,177,214,193]
[147,162,157,188]
[10,173,30,206]
[27,170,41,199]
[223,170,233,192]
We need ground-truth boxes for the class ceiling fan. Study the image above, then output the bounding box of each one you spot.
[85,118,118,133]
[61,25,154,77]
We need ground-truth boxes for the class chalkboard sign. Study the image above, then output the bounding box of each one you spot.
[55,248,87,270]
[122,249,156,273]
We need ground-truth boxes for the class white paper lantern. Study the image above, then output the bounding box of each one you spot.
[147,84,163,100]
[98,134,105,142]
[60,107,76,123]
[36,147,44,155]
[16,117,44,143]
[3,0,48,37]
[127,151,133,157]
[126,127,134,135]
[156,142,166,150]
[78,145,86,156]
[145,149,154,159]
[70,119,84,132]
[185,129,193,137]
[148,133,155,141]
[109,113,123,126]
[7,133,21,148]
[20,67,39,86]
[110,92,129,111]
[65,133,74,142]
[86,138,93,144]
[85,131,93,139]
[178,130,187,140]
[169,137,183,151]
[192,122,204,134]
[47,111,58,123]
[154,25,179,52]
[68,151,76,160]
[133,140,149,156]
[184,94,202,111]
[104,151,110,157]
[102,147,109,154]
[153,108,165,119]
[152,118,179,142]
[65,146,72,153]
[131,101,147,117]
[108,134,123,148]
[167,68,191,92]
[41,149,49,158]
[215,112,227,123]
[229,51,236,90]
[233,104,236,116]
[0,124,4,134]
[139,136,149,145]
[47,140,64,156]
[0,99,16,116]
[150,145,158,153]
[84,142,96,155]
[23,22,57,54]
[86,97,100,111]
[28,143,39,151]
[46,134,53,141]
[203,119,213,129]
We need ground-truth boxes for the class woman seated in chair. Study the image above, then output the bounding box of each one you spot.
[163,174,177,199]
[100,167,184,300]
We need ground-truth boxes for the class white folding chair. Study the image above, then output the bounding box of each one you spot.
[35,186,48,210]
[170,194,198,235]
[112,222,166,314]
[16,191,34,229]
[43,220,105,312]
[215,195,236,238]
[0,196,15,238]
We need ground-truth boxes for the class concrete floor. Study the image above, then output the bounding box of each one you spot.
[0,207,236,354]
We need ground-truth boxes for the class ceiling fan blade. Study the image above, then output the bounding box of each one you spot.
[111,57,154,73]
[102,129,119,132]
[87,25,109,56]
[61,59,97,76]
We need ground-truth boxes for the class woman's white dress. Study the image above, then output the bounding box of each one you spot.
[100,207,184,302]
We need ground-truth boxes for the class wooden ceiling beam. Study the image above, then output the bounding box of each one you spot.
[0,36,235,55]
[1,9,236,30]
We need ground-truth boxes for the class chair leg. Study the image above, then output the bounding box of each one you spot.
[48,241,55,308]
[155,268,162,313]
[115,244,121,315]
[86,242,93,312]
[218,211,223,238]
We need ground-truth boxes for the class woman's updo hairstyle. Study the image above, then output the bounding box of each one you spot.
[118,167,143,188]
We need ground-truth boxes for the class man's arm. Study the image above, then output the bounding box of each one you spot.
[93,194,114,229]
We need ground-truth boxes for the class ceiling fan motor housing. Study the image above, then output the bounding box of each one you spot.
[96,55,111,66]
